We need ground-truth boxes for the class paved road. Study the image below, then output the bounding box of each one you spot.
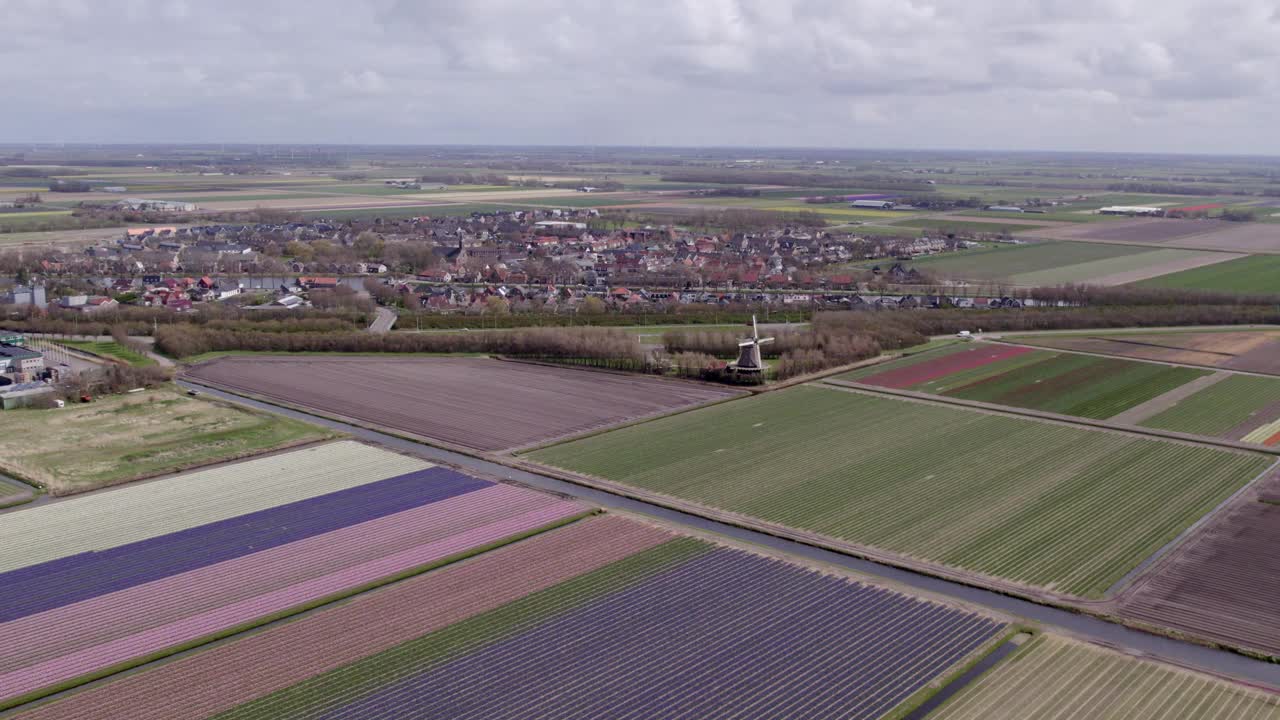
[368,307,397,333]
[176,376,1280,692]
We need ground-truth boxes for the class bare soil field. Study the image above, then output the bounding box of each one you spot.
[1160,222,1280,253]
[1031,218,1280,253]
[1116,470,1280,659]
[1021,332,1280,372]
[939,214,1074,227]
[1086,250,1244,285]
[185,356,740,452]
[1031,218,1227,244]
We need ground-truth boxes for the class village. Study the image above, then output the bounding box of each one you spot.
[1,207,1024,318]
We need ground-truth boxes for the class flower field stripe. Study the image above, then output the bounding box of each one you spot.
[0,441,430,574]
[12,517,674,720]
[0,484,556,674]
[0,467,488,622]
[857,345,1034,389]
[0,498,582,704]
[304,549,1003,720]
[212,537,712,720]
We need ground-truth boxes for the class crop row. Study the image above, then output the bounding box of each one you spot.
[0,467,487,622]
[14,515,1004,720]
[527,385,1270,597]
[930,635,1280,719]
[1118,495,1280,659]
[11,517,685,720]
[297,549,1002,720]
[1141,374,1280,437]
[0,447,585,708]
[0,441,429,574]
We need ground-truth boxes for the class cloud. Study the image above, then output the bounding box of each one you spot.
[1,0,1278,152]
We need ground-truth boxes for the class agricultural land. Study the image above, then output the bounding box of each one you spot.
[185,356,741,452]
[1134,254,1280,293]
[1012,330,1280,374]
[1116,471,1280,659]
[526,384,1271,598]
[840,343,1210,421]
[7,513,1007,720]
[929,634,1280,719]
[0,387,329,494]
[0,441,588,709]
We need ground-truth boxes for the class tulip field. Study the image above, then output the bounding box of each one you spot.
[12,515,1007,720]
[929,635,1280,719]
[0,441,587,709]
[843,343,1209,421]
[527,385,1271,598]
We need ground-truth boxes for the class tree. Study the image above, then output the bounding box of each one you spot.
[579,295,606,315]
[486,296,510,315]
[354,230,384,259]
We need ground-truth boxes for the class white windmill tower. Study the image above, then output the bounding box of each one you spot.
[730,315,774,375]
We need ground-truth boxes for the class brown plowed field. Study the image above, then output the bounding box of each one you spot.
[1116,471,1280,658]
[185,356,740,452]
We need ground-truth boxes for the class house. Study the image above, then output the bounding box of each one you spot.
[80,296,119,313]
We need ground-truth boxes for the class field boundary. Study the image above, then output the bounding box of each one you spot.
[1103,459,1280,598]
[820,380,1280,456]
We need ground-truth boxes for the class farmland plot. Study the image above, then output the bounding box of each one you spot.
[186,357,740,452]
[1011,331,1280,372]
[0,441,585,708]
[1139,375,1280,438]
[528,386,1270,597]
[844,344,1208,421]
[1117,486,1280,658]
[12,515,1005,720]
[929,634,1280,719]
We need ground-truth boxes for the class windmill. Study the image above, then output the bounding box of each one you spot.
[730,315,774,375]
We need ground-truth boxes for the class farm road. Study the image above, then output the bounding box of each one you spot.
[1108,371,1231,425]
[178,377,1280,693]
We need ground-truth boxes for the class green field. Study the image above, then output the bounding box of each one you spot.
[894,218,1049,233]
[527,385,1267,597]
[0,387,332,494]
[844,345,1208,420]
[1134,254,1280,294]
[57,340,155,367]
[299,203,539,220]
[1139,375,1280,436]
[906,241,1168,284]
[930,634,1280,720]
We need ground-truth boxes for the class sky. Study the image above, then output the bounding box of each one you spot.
[3,0,1279,154]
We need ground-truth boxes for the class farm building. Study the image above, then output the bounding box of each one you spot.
[850,199,895,210]
[985,205,1024,213]
[1099,206,1165,216]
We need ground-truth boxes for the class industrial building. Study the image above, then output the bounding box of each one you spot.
[985,205,1024,213]
[0,285,48,309]
[1099,206,1165,216]
[0,344,44,381]
[850,199,895,210]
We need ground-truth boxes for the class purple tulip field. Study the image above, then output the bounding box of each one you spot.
[14,515,1005,720]
[0,443,585,709]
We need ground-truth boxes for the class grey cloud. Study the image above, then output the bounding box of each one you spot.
[1,0,1278,152]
